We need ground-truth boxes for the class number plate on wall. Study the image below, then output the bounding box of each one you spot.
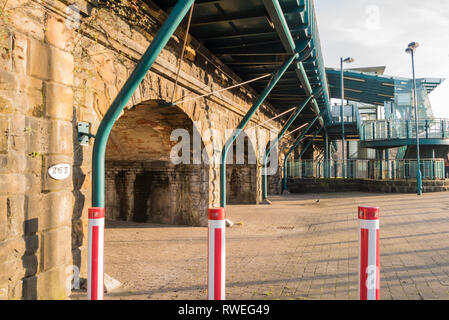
[48,163,71,180]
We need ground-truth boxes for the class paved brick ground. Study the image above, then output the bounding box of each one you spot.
[71,191,449,300]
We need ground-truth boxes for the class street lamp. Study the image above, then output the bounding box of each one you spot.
[405,41,422,195]
[340,56,354,178]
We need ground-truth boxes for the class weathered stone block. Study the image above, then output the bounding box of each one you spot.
[6,195,25,238]
[8,279,22,300]
[39,191,74,232]
[0,116,8,154]
[40,226,71,272]
[48,120,73,154]
[0,152,27,173]
[12,33,27,75]
[45,14,74,52]
[29,39,74,85]
[0,238,26,269]
[0,92,14,114]
[0,71,42,93]
[0,284,7,300]
[0,34,12,73]
[36,266,70,300]
[45,82,74,121]
[0,174,27,195]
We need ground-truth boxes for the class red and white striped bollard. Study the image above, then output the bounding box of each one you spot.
[208,207,225,300]
[358,206,380,300]
[88,207,105,300]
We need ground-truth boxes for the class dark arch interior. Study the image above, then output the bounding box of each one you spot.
[226,133,259,204]
[105,101,210,226]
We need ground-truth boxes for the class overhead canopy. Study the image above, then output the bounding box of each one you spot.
[152,0,331,129]
[326,68,444,106]
[416,78,445,94]
[326,68,396,106]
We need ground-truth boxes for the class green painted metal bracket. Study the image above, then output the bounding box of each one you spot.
[91,0,195,207]
[220,53,298,208]
[77,122,95,146]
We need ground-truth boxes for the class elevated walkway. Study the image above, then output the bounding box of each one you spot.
[287,159,445,180]
[360,119,449,149]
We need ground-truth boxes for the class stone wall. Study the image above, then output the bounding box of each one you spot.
[106,160,209,226]
[0,0,291,299]
[287,178,449,194]
[0,0,77,300]
[227,164,258,204]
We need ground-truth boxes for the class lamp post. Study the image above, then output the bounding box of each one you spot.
[405,42,422,195]
[340,57,354,178]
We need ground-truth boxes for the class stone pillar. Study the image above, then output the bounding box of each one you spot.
[0,3,77,300]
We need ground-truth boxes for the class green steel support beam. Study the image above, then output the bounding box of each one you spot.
[282,112,321,191]
[92,0,195,208]
[283,126,323,190]
[220,53,298,207]
[262,95,313,200]
[262,0,327,128]
[324,130,329,178]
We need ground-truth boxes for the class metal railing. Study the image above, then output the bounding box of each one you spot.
[331,104,360,124]
[287,159,445,180]
[361,119,449,141]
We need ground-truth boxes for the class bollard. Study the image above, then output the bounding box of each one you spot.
[88,207,105,300]
[208,207,225,300]
[358,206,380,300]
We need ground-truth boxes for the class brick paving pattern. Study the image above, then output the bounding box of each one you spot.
[71,192,449,300]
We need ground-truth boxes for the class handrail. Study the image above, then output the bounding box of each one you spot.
[361,118,449,141]
[288,159,445,180]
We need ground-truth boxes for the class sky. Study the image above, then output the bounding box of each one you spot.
[314,0,449,117]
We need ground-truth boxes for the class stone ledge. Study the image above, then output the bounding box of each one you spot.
[287,178,449,194]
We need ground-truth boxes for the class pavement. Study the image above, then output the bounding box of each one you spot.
[71,191,449,300]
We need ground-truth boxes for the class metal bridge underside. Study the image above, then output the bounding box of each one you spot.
[152,0,331,132]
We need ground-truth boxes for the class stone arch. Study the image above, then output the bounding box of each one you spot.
[226,131,259,204]
[104,100,210,226]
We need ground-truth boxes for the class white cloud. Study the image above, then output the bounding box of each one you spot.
[315,0,449,116]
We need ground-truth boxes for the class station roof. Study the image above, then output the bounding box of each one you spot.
[326,68,444,106]
[152,0,331,130]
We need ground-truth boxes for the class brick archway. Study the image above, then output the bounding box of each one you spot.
[104,101,210,226]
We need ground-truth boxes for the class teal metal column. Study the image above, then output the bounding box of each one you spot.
[432,148,435,180]
[324,131,329,178]
[282,113,321,191]
[410,49,422,195]
[261,95,313,200]
[220,54,298,207]
[92,0,195,208]
[386,149,390,179]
